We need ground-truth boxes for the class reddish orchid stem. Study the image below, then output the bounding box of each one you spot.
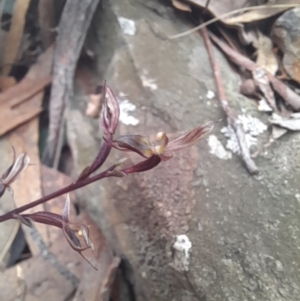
[88,142,111,174]
[77,142,112,182]
[0,167,115,223]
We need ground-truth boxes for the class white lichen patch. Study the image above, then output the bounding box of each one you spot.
[173,235,192,258]
[258,99,273,112]
[117,17,136,36]
[239,114,267,136]
[206,90,215,99]
[295,193,300,202]
[119,99,140,126]
[170,235,192,272]
[221,114,267,155]
[208,135,232,160]
[140,74,157,91]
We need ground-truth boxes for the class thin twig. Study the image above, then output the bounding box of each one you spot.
[209,32,300,110]
[43,0,99,168]
[204,0,211,10]
[169,4,299,39]
[0,165,115,222]
[200,26,258,174]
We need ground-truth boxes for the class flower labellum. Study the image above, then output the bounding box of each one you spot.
[111,120,215,161]
[161,121,215,160]
[121,155,161,174]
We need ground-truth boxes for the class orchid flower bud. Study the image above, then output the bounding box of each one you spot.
[100,83,120,139]
[14,194,97,270]
[0,151,30,198]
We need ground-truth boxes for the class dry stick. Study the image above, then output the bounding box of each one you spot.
[200,27,258,174]
[0,165,115,223]
[43,0,100,168]
[209,32,300,111]
[204,0,211,10]
[169,4,299,39]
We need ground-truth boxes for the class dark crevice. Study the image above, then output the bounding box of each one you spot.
[6,226,32,267]
[119,256,137,301]
[58,144,74,176]
[74,202,81,215]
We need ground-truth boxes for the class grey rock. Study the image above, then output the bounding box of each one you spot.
[66,1,300,300]
[272,7,300,83]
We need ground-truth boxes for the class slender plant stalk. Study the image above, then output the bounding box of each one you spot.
[0,167,114,222]
[0,83,215,270]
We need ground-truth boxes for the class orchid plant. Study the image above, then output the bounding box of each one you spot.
[0,83,214,269]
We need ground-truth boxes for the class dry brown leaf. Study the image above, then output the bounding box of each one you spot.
[0,232,83,301]
[252,68,277,112]
[185,0,249,18]
[2,0,31,76]
[272,125,287,139]
[209,32,300,111]
[0,46,53,137]
[0,104,42,138]
[0,75,50,107]
[254,32,278,76]
[8,119,49,256]
[224,1,300,24]
[170,1,299,44]
[0,76,16,92]
[168,1,257,45]
[270,112,300,131]
[172,0,192,12]
[0,46,53,106]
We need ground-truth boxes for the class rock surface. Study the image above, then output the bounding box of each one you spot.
[66,1,300,300]
[272,7,300,83]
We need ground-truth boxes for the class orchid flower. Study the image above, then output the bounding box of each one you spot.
[13,194,97,270]
[109,121,215,174]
